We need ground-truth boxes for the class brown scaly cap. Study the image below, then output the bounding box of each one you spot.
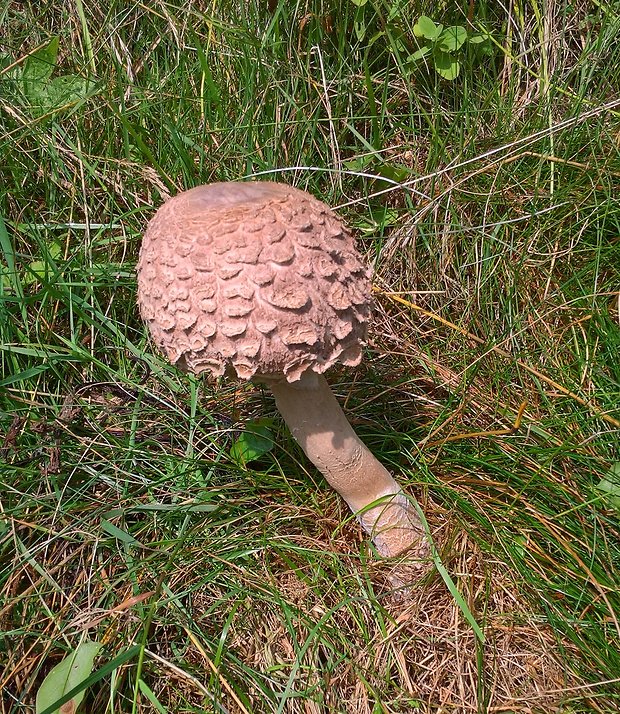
[137,181,372,382]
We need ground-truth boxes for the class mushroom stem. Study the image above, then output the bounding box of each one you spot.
[269,371,428,558]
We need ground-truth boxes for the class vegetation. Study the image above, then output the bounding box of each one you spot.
[1,0,619,711]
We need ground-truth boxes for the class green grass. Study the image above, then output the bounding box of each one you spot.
[1,1,620,712]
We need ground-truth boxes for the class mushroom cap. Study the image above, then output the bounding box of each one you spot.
[137,181,372,382]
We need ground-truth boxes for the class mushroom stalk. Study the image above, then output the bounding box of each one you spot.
[270,371,427,558]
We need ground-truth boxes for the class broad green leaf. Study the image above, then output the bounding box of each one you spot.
[437,26,467,52]
[349,0,368,6]
[44,75,88,107]
[21,37,89,114]
[25,260,47,282]
[469,29,495,56]
[49,242,62,259]
[355,206,400,236]
[23,37,59,94]
[413,16,440,41]
[25,241,62,285]
[36,640,102,714]
[230,419,274,466]
[27,74,88,114]
[353,18,366,42]
[374,162,412,186]
[433,49,460,80]
[38,646,140,714]
[368,206,399,229]
[468,32,489,44]
[343,155,373,172]
[595,463,620,510]
[409,46,432,62]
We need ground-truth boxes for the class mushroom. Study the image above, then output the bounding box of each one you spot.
[137,181,428,560]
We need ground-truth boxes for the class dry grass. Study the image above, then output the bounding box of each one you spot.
[1,517,589,713]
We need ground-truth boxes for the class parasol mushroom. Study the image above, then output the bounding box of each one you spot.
[137,181,428,560]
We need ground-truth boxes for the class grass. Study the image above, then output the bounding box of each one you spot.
[1,0,620,711]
